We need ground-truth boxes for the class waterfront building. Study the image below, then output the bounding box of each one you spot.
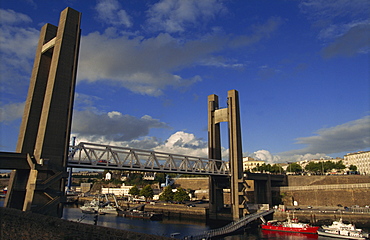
[344,151,370,175]
[242,157,265,172]
[101,184,133,196]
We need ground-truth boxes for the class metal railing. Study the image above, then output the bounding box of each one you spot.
[67,142,229,176]
[184,210,274,240]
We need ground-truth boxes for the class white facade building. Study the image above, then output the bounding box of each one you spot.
[101,184,133,196]
[344,151,370,175]
[242,157,265,172]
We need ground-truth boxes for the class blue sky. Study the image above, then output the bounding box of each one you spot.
[0,0,369,164]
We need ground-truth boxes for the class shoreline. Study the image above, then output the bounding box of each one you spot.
[75,197,370,227]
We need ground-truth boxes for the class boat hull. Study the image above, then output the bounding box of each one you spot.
[261,224,319,234]
[317,229,367,240]
[117,210,163,221]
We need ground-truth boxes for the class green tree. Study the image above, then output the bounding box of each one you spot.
[173,187,190,202]
[287,163,302,173]
[159,185,174,202]
[334,160,345,170]
[270,164,284,174]
[154,173,166,184]
[305,162,321,173]
[139,185,154,201]
[349,165,357,171]
[128,185,140,197]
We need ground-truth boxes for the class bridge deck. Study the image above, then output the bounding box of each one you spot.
[68,142,229,176]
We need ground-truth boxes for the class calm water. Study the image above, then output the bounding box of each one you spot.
[62,207,328,240]
[1,199,365,240]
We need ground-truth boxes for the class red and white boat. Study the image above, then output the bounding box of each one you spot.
[261,215,319,234]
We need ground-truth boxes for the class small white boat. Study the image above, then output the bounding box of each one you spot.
[318,218,369,240]
[80,198,99,214]
[98,203,117,214]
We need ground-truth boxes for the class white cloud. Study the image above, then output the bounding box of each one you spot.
[154,131,208,156]
[0,102,25,122]
[280,116,370,156]
[0,9,32,25]
[0,9,39,93]
[252,150,281,164]
[77,15,282,96]
[146,0,226,33]
[78,31,223,95]
[95,0,132,27]
[299,0,370,58]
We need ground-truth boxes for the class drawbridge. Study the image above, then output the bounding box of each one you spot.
[68,142,229,176]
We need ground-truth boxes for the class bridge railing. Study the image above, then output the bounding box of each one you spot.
[184,209,274,240]
[67,142,229,176]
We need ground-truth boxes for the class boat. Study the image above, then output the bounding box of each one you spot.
[80,194,120,214]
[261,229,318,239]
[261,214,319,234]
[317,218,369,240]
[116,204,163,221]
[98,203,118,215]
[117,209,163,220]
[80,198,99,214]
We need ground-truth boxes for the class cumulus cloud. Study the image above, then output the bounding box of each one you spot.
[154,131,208,157]
[71,109,170,142]
[0,102,25,122]
[251,150,281,164]
[95,0,132,27]
[77,15,282,96]
[280,116,370,156]
[146,0,226,33]
[78,31,221,96]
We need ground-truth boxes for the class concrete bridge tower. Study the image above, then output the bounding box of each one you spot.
[208,90,248,220]
[4,7,81,217]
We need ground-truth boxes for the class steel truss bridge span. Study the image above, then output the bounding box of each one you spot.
[68,142,229,176]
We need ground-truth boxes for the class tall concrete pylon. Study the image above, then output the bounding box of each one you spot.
[4,7,81,217]
[208,90,248,220]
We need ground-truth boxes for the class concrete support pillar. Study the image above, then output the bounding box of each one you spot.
[208,90,245,220]
[5,7,81,217]
[208,94,225,217]
[227,90,244,220]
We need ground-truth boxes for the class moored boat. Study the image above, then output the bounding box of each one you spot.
[117,209,163,221]
[317,218,369,240]
[261,215,319,234]
[80,198,99,214]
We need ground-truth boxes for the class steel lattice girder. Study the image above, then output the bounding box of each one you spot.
[67,142,229,176]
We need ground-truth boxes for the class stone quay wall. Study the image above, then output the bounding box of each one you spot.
[276,175,370,207]
[0,207,172,240]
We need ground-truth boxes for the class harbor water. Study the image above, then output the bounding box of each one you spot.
[61,206,346,240]
[1,199,368,239]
